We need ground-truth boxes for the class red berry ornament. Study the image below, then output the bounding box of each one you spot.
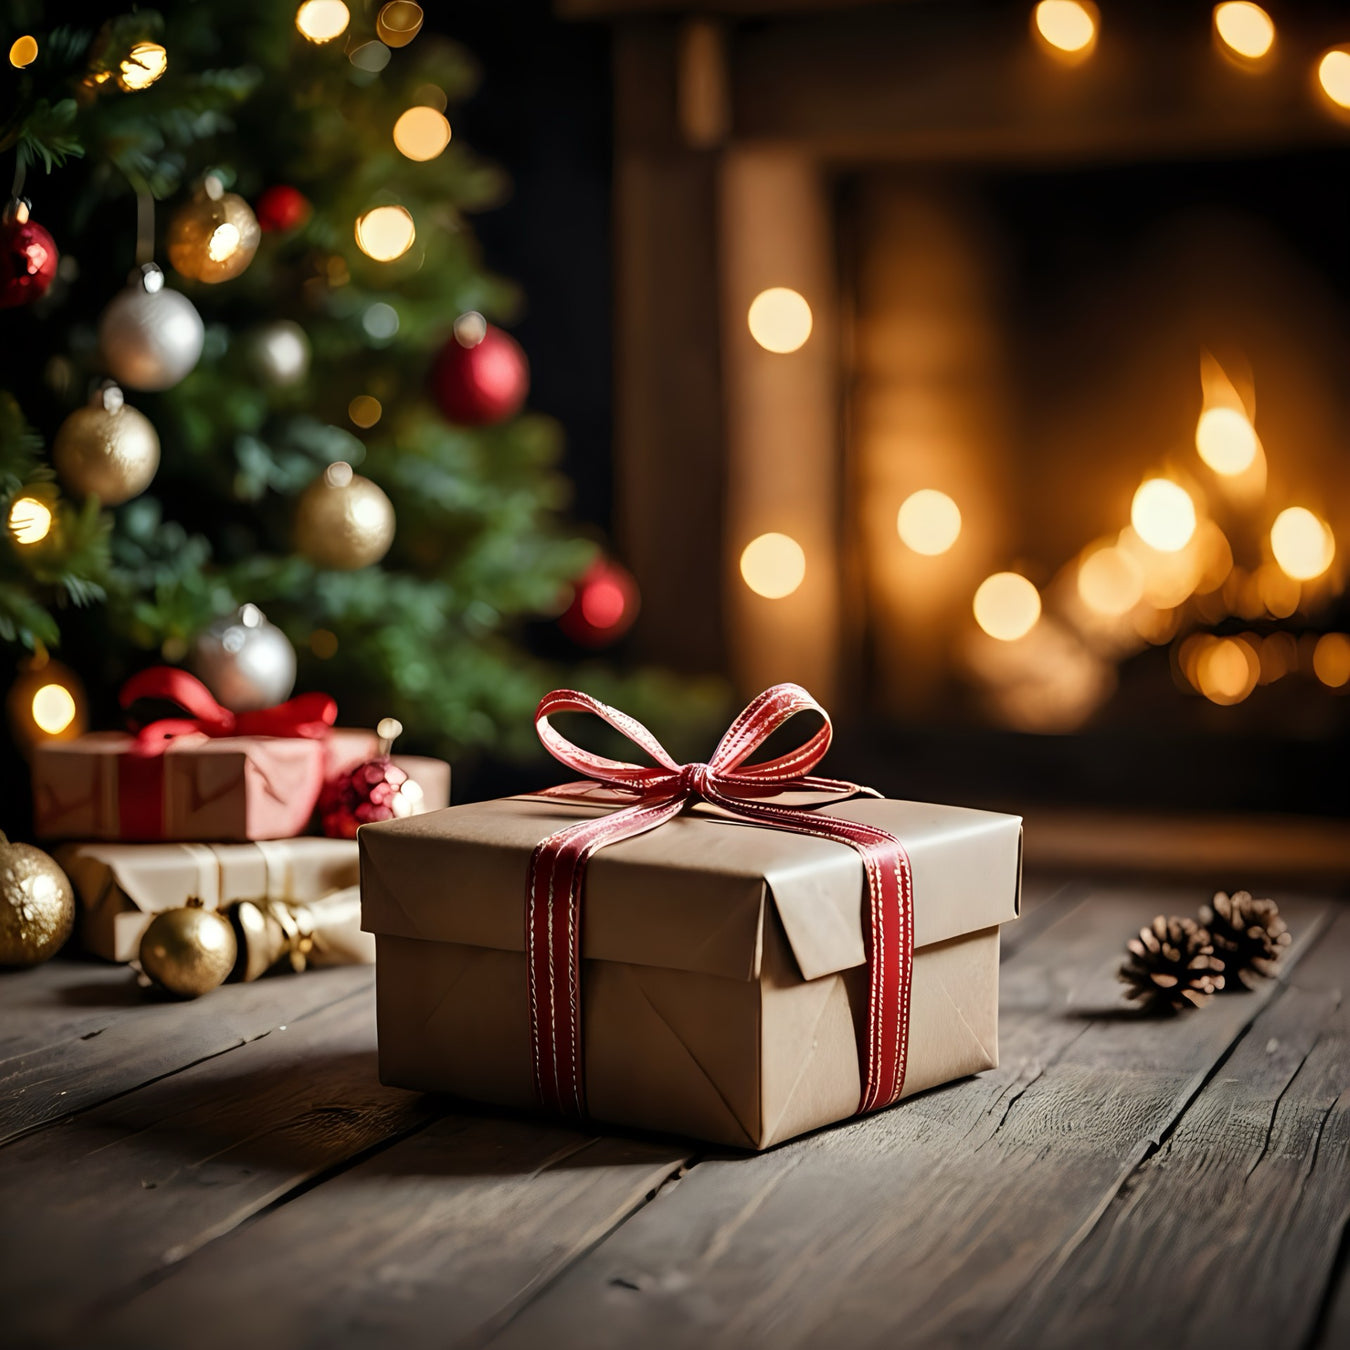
[318,718,426,838]
[431,312,529,426]
[559,558,640,647]
[0,200,59,309]
[255,185,312,234]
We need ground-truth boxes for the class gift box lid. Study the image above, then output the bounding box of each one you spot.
[360,794,1021,984]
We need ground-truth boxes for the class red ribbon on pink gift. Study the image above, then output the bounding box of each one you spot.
[527,683,914,1122]
[115,666,337,839]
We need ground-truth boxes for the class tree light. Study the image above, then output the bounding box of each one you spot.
[377,2,424,48]
[296,1,351,44]
[32,683,77,735]
[896,489,962,556]
[348,395,382,428]
[747,288,813,354]
[8,496,52,545]
[1313,633,1350,688]
[393,106,452,161]
[1213,4,1275,61]
[740,532,806,599]
[1270,507,1334,581]
[1318,49,1350,110]
[1077,546,1143,617]
[1131,479,1197,553]
[354,205,415,261]
[1195,406,1259,476]
[1196,636,1258,706]
[973,572,1041,641]
[118,41,168,92]
[8,36,38,68]
[1033,2,1098,56]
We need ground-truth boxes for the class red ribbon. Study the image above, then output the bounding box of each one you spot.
[527,683,913,1121]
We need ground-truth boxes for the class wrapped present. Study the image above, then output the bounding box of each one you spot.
[56,836,360,962]
[361,684,1022,1150]
[32,666,336,843]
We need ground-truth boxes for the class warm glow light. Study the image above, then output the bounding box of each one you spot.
[354,205,415,261]
[118,41,168,91]
[581,580,627,629]
[1131,479,1197,553]
[348,395,382,428]
[973,572,1041,642]
[1034,1,1097,55]
[896,489,962,556]
[393,106,452,161]
[1077,545,1143,616]
[9,36,38,67]
[747,288,813,354]
[1195,406,1258,476]
[740,532,806,599]
[1197,636,1258,706]
[206,223,241,263]
[8,496,52,545]
[296,1,350,43]
[1270,507,1334,581]
[377,2,424,47]
[1313,633,1350,688]
[31,683,77,735]
[1318,49,1350,109]
[1213,3,1275,60]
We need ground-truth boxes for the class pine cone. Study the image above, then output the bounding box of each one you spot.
[1199,890,1291,991]
[1119,915,1225,1014]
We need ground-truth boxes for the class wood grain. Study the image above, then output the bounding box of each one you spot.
[480,890,1331,1350]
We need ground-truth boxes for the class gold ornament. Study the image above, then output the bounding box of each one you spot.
[0,831,75,967]
[168,176,261,285]
[52,383,159,505]
[294,461,395,570]
[6,654,87,753]
[139,900,238,998]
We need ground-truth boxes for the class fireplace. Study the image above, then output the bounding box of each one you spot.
[574,0,1350,816]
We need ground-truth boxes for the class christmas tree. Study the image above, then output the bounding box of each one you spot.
[1,2,719,798]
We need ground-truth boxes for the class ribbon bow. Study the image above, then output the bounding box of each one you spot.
[120,666,337,752]
[527,683,913,1121]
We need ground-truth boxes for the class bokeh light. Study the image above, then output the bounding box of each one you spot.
[9,36,38,68]
[8,496,52,545]
[32,683,77,735]
[348,395,382,429]
[1313,633,1350,688]
[1213,3,1275,60]
[896,489,962,556]
[1318,49,1350,109]
[1077,545,1143,616]
[1195,406,1258,476]
[296,1,350,43]
[377,2,424,47]
[747,288,813,354]
[355,205,416,261]
[740,532,807,599]
[1033,1,1097,55]
[118,41,167,91]
[393,106,452,161]
[1270,507,1334,581]
[973,572,1041,641]
[1196,636,1259,706]
[1131,479,1197,553]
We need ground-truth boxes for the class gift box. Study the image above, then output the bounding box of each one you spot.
[360,686,1021,1149]
[322,728,452,812]
[57,837,361,962]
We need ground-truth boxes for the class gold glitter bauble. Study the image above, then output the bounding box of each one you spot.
[139,903,238,998]
[167,178,261,284]
[52,383,159,505]
[294,461,395,570]
[0,831,75,967]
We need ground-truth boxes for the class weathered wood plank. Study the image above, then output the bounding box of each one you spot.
[479,891,1330,1350]
[0,984,436,1349]
[1004,909,1350,1350]
[0,962,372,1145]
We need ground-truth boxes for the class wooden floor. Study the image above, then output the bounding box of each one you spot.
[2,878,1347,1350]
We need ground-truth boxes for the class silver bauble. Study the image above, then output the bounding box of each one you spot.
[190,603,297,712]
[99,263,205,391]
[246,320,310,386]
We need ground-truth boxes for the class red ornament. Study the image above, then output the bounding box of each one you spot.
[0,200,59,309]
[430,313,529,425]
[319,757,425,838]
[255,185,312,234]
[559,559,640,647]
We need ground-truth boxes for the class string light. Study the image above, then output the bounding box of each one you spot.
[8,36,38,68]
[8,496,53,545]
[973,572,1041,641]
[7,656,87,750]
[1196,636,1259,706]
[1077,545,1143,617]
[896,489,962,556]
[1033,1,1098,57]
[354,205,415,261]
[31,683,77,735]
[393,106,452,161]
[1313,633,1350,689]
[118,41,168,92]
[1270,507,1334,581]
[740,532,806,599]
[348,394,382,428]
[1318,49,1350,110]
[376,2,424,47]
[296,2,350,44]
[1195,406,1259,476]
[1213,3,1275,61]
[747,288,813,354]
[1131,479,1197,553]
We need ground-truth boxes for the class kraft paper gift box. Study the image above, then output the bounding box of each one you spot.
[360,795,1022,1150]
[56,836,363,962]
[32,732,326,842]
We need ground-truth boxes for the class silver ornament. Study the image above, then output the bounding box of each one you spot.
[190,603,297,712]
[246,320,310,386]
[99,263,205,391]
